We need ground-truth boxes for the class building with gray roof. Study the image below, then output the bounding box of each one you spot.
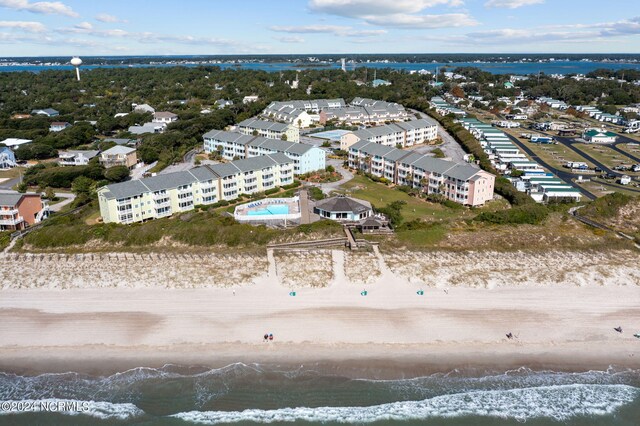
[203,130,325,174]
[349,141,495,206]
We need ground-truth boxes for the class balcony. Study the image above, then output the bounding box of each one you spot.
[152,193,168,200]
[178,195,193,203]
[0,208,19,215]
[156,209,172,218]
[154,199,171,208]
[0,215,24,226]
[177,188,192,195]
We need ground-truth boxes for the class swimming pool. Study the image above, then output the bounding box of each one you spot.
[246,204,290,216]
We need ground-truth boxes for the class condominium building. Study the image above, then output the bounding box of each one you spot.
[0,192,48,231]
[237,118,300,142]
[340,118,438,150]
[349,141,495,206]
[320,98,409,125]
[99,146,138,169]
[203,130,325,174]
[98,154,294,224]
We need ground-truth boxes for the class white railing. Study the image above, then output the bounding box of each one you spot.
[0,215,24,226]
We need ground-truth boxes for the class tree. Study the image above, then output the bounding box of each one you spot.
[280,134,288,141]
[44,187,57,201]
[104,166,130,182]
[325,165,335,173]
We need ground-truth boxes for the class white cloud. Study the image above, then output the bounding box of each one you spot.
[365,13,477,29]
[0,20,45,32]
[273,35,305,43]
[428,16,640,46]
[308,0,475,29]
[309,0,464,17]
[0,0,78,17]
[95,13,126,23]
[270,25,387,37]
[74,21,92,30]
[485,0,544,8]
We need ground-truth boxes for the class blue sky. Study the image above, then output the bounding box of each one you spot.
[0,0,639,56]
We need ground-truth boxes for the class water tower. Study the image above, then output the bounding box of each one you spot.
[70,57,82,81]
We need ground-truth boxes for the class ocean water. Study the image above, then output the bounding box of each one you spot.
[1,364,639,425]
[1,60,640,74]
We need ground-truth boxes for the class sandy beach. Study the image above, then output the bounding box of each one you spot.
[1,249,639,376]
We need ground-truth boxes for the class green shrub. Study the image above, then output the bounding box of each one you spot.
[307,186,325,201]
[475,204,549,225]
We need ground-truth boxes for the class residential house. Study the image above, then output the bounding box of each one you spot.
[203,129,325,174]
[215,99,233,109]
[11,114,31,120]
[0,138,32,148]
[58,150,100,166]
[243,95,259,104]
[31,108,59,117]
[0,147,16,169]
[97,154,294,224]
[0,192,48,231]
[102,138,136,147]
[153,111,178,124]
[100,146,138,169]
[49,122,71,132]
[236,118,300,142]
[133,104,155,114]
[372,79,391,87]
[128,122,167,135]
[349,140,495,206]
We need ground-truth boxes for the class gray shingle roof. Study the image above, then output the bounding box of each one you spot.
[102,146,136,155]
[0,192,23,207]
[238,118,289,132]
[315,196,372,214]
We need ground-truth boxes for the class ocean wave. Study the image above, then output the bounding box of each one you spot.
[0,399,144,420]
[171,384,639,424]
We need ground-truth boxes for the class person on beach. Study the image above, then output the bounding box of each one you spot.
[269,334,274,341]
[264,334,269,341]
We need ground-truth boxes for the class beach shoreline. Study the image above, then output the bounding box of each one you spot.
[1,249,639,379]
[1,341,638,378]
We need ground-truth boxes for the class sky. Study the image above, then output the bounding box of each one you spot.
[0,0,639,56]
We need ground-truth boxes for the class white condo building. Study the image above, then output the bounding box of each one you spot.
[98,154,294,224]
[340,118,438,150]
[203,130,325,174]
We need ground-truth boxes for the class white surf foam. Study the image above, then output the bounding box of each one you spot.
[0,399,144,420]
[171,383,639,424]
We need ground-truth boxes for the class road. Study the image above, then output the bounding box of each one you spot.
[317,157,353,194]
[504,134,597,200]
[0,177,20,190]
[158,149,198,175]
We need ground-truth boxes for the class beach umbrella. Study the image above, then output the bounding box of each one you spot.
[360,290,368,296]
[417,290,424,296]
[289,291,296,296]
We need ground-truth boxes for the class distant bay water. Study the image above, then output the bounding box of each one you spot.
[1,60,640,75]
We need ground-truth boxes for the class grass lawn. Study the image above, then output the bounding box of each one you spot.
[615,142,640,160]
[573,143,639,175]
[337,174,470,223]
[0,167,26,180]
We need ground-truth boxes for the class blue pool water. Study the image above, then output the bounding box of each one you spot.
[246,204,289,216]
